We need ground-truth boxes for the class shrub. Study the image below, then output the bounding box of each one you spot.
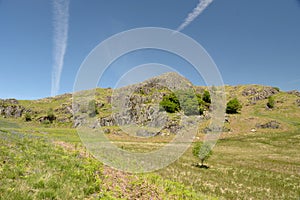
[41,119,51,125]
[177,90,202,116]
[273,87,280,92]
[47,109,56,123]
[159,93,181,113]
[202,90,211,104]
[160,90,207,115]
[226,98,242,114]
[267,96,275,108]
[24,113,31,122]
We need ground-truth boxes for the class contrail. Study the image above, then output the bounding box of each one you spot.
[51,0,70,96]
[176,0,213,32]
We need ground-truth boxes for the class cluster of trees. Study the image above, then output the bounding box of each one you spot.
[160,90,245,115]
[159,89,211,116]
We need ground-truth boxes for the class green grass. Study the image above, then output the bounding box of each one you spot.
[0,128,214,199]
[1,84,300,199]
[0,130,104,200]
[0,118,20,129]
[156,130,300,199]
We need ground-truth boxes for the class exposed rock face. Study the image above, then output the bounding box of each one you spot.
[248,87,279,102]
[99,116,115,126]
[296,99,300,107]
[71,72,198,134]
[0,98,19,104]
[256,121,280,129]
[55,103,73,115]
[74,114,86,127]
[287,90,300,97]
[242,87,258,96]
[0,99,24,118]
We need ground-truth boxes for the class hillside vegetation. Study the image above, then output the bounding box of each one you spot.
[0,73,299,199]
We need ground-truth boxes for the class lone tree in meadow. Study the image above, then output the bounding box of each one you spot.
[193,142,212,168]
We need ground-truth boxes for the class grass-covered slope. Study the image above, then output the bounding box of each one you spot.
[1,80,300,199]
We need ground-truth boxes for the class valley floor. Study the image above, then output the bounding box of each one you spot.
[0,118,299,199]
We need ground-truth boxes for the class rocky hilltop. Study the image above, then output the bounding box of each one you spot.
[1,72,300,135]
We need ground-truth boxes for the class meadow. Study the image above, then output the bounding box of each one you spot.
[0,117,299,199]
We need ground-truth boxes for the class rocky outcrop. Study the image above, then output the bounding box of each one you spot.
[0,98,19,104]
[242,87,258,96]
[248,87,279,102]
[296,99,300,107]
[256,121,280,129]
[0,99,24,118]
[287,90,300,97]
[54,103,73,115]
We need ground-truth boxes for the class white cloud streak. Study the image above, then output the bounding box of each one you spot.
[176,0,213,32]
[51,0,70,96]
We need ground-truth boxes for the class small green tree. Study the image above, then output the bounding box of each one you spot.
[193,142,212,167]
[47,108,56,123]
[226,98,242,114]
[177,90,201,116]
[202,90,211,104]
[267,96,275,109]
[24,113,31,122]
[159,93,181,113]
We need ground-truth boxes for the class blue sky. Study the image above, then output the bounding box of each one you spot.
[0,0,300,99]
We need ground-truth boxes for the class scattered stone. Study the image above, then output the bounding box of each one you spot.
[136,129,156,137]
[296,99,300,107]
[256,121,280,129]
[100,116,116,126]
[103,128,111,134]
[224,115,230,123]
[203,125,230,133]
[287,90,300,97]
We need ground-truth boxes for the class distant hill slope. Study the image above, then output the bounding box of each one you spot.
[1,72,300,135]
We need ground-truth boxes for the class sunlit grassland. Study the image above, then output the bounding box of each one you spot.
[0,123,214,199]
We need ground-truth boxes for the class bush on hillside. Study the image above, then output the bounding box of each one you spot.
[226,98,242,114]
[24,113,31,122]
[47,108,56,123]
[202,90,211,104]
[267,96,275,109]
[159,90,208,115]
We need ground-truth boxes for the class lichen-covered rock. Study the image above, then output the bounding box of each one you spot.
[296,99,300,107]
[287,90,300,97]
[256,121,280,129]
[242,87,258,96]
[249,87,279,102]
[0,105,24,118]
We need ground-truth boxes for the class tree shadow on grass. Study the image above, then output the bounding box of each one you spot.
[192,163,210,169]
